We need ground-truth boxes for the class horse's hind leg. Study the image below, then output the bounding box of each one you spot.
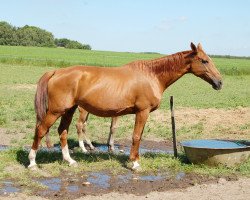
[107,117,118,152]
[58,106,77,166]
[28,112,60,168]
[45,131,54,148]
[76,107,94,152]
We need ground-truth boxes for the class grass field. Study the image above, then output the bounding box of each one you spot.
[0,46,249,190]
[0,45,250,75]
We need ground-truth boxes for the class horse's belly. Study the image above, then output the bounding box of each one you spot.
[79,102,135,117]
[77,94,136,117]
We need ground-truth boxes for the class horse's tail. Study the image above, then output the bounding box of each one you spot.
[35,70,55,126]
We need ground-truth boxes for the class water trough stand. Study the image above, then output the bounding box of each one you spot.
[170,96,178,158]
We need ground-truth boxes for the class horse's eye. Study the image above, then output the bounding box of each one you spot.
[201,59,208,64]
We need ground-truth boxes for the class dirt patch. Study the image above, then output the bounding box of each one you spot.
[0,128,26,146]
[9,84,36,90]
[78,177,250,200]
[0,128,13,146]
[117,139,173,151]
[151,107,250,140]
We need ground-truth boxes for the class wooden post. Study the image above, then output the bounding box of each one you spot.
[170,96,178,158]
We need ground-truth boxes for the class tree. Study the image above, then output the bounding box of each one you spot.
[54,38,71,47]
[16,25,55,47]
[55,38,92,50]
[0,21,17,45]
[0,21,91,50]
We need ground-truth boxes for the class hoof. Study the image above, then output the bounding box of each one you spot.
[28,164,38,171]
[132,165,142,172]
[90,146,95,151]
[69,161,78,167]
[131,161,142,171]
[81,148,88,153]
[108,149,114,153]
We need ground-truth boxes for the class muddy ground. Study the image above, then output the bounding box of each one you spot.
[0,140,247,200]
[0,108,249,199]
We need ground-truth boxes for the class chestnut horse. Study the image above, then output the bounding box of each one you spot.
[28,43,222,170]
[45,106,118,152]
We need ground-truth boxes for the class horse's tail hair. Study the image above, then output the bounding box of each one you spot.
[34,70,55,126]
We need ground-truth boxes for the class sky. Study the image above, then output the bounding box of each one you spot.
[1,0,250,56]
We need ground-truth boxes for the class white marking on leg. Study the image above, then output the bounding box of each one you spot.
[85,139,94,150]
[62,144,76,166]
[132,161,140,170]
[28,149,37,168]
[79,140,88,153]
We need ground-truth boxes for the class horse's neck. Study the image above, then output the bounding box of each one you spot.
[142,51,191,91]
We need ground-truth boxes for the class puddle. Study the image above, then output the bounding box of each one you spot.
[118,172,174,183]
[87,172,110,189]
[66,185,79,192]
[93,144,173,155]
[37,171,178,194]
[176,172,186,180]
[0,181,20,195]
[0,145,10,151]
[0,170,187,197]
[140,174,165,181]
[21,143,173,156]
[38,178,81,196]
[39,178,61,191]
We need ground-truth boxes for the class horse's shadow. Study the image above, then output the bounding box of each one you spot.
[16,139,129,168]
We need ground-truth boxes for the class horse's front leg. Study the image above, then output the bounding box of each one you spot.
[76,107,95,152]
[129,109,149,170]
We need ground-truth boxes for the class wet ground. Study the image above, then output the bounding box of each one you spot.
[0,170,219,199]
[0,140,220,199]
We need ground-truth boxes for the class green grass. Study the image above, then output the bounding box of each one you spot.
[163,74,250,108]
[0,46,249,189]
[0,45,162,67]
[0,45,250,75]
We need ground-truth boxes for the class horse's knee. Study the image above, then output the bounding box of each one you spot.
[76,121,82,130]
[60,130,68,140]
[132,135,141,143]
[110,127,117,133]
[82,122,87,131]
[36,125,47,138]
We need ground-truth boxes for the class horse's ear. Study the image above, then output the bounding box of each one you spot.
[190,42,197,53]
[197,43,203,51]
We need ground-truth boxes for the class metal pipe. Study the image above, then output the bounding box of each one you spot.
[170,96,178,158]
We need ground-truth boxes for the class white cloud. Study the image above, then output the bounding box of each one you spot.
[179,16,188,22]
[155,16,188,32]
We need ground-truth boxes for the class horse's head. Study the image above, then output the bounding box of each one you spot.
[188,42,222,90]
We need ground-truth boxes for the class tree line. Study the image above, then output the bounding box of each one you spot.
[0,21,91,50]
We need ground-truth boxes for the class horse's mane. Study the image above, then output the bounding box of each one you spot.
[125,50,192,76]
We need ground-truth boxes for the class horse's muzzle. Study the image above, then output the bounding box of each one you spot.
[212,79,223,90]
